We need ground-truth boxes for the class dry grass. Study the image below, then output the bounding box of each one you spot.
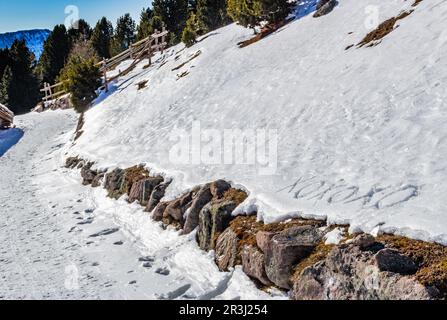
[119,165,150,195]
[378,234,447,297]
[237,19,291,48]
[222,188,248,205]
[413,0,423,7]
[358,10,413,47]
[137,80,148,90]
[290,242,334,283]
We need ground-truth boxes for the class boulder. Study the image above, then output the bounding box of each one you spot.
[374,248,418,275]
[81,162,97,185]
[91,172,105,188]
[104,168,125,199]
[242,245,272,286]
[264,225,323,289]
[152,201,169,222]
[313,0,337,18]
[256,231,278,253]
[183,180,232,234]
[163,187,199,225]
[197,200,238,251]
[65,157,81,169]
[146,180,171,212]
[210,180,232,199]
[128,176,164,205]
[291,235,439,300]
[348,233,375,249]
[215,227,239,271]
[183,184,213,234]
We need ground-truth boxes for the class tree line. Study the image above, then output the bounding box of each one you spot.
[0,0,293,114]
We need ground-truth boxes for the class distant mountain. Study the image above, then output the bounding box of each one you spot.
[0,29,50,60]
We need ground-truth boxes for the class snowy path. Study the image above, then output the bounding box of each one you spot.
[0,110,278,300]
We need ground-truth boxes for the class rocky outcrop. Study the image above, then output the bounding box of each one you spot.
[91,172,105,188]
[152,201,169,222]
[128,176,164,205]
[242,245,272,286]
[104,168,125,198]
[264,226,323,289]
[291,235,440,300]
[80,162,98,186]
[374,248,418,275]
[65,156,447,300]
[162,187,199,226]
[146,180,171,212]
[197,200,238,251]
[183,180,231,234]
[215,227,239,271]
[313,0,337,18]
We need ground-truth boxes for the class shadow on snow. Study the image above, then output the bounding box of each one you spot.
[0,128,24,157]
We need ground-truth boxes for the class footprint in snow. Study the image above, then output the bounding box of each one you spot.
[156,284,191,300]
[77,217,94,225]
[113,241,124,245]
[88,228,119,237]
[138,256,155,262]
[155,268,170,276]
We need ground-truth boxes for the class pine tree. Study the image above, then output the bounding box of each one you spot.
[68,19,92,43]
[0,48,11,80]
[59,55,101,113]
[150,15,165,33]
[110,14,136,56]
[137,8,154,40]
[227,0,263,30]
[153,0,189,44]
[196,0,230,32]
[227,0,291,30]
[3,40,40,114]
[262,0,293,24]
[182,13,199,47]
[91,17,114,59]
[0,66,12,106]
[37,24,70,84]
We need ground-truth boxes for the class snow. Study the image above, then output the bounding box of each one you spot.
[70,0,447,245]
[0,110,276,299]
[0,29,50,60]
[324,227,345,245]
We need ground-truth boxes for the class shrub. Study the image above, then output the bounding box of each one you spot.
[182,14,199,47]
[227,0,292,31]
[59,56,101,113]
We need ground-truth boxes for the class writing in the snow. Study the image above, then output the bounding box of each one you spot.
[279,176,420,209]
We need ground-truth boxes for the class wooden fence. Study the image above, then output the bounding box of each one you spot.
[41,27,168,102]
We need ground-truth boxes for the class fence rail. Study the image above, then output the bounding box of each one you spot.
[0,104,14,128]
[41,27,168,102]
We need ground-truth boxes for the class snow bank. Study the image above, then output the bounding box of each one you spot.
[72,0,447,244]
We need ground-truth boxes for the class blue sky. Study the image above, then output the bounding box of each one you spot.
[0,1,152,33]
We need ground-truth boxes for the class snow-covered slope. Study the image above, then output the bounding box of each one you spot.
[0,29,50,60]
[72,0,447,245]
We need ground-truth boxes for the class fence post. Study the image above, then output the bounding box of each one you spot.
[148,36,152,66]
[43,82,48,102]
[102,58,109,92]
[48,82,53,101]
[154,29,159,53]
[130,45,134,60]
[161,26,166,54]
